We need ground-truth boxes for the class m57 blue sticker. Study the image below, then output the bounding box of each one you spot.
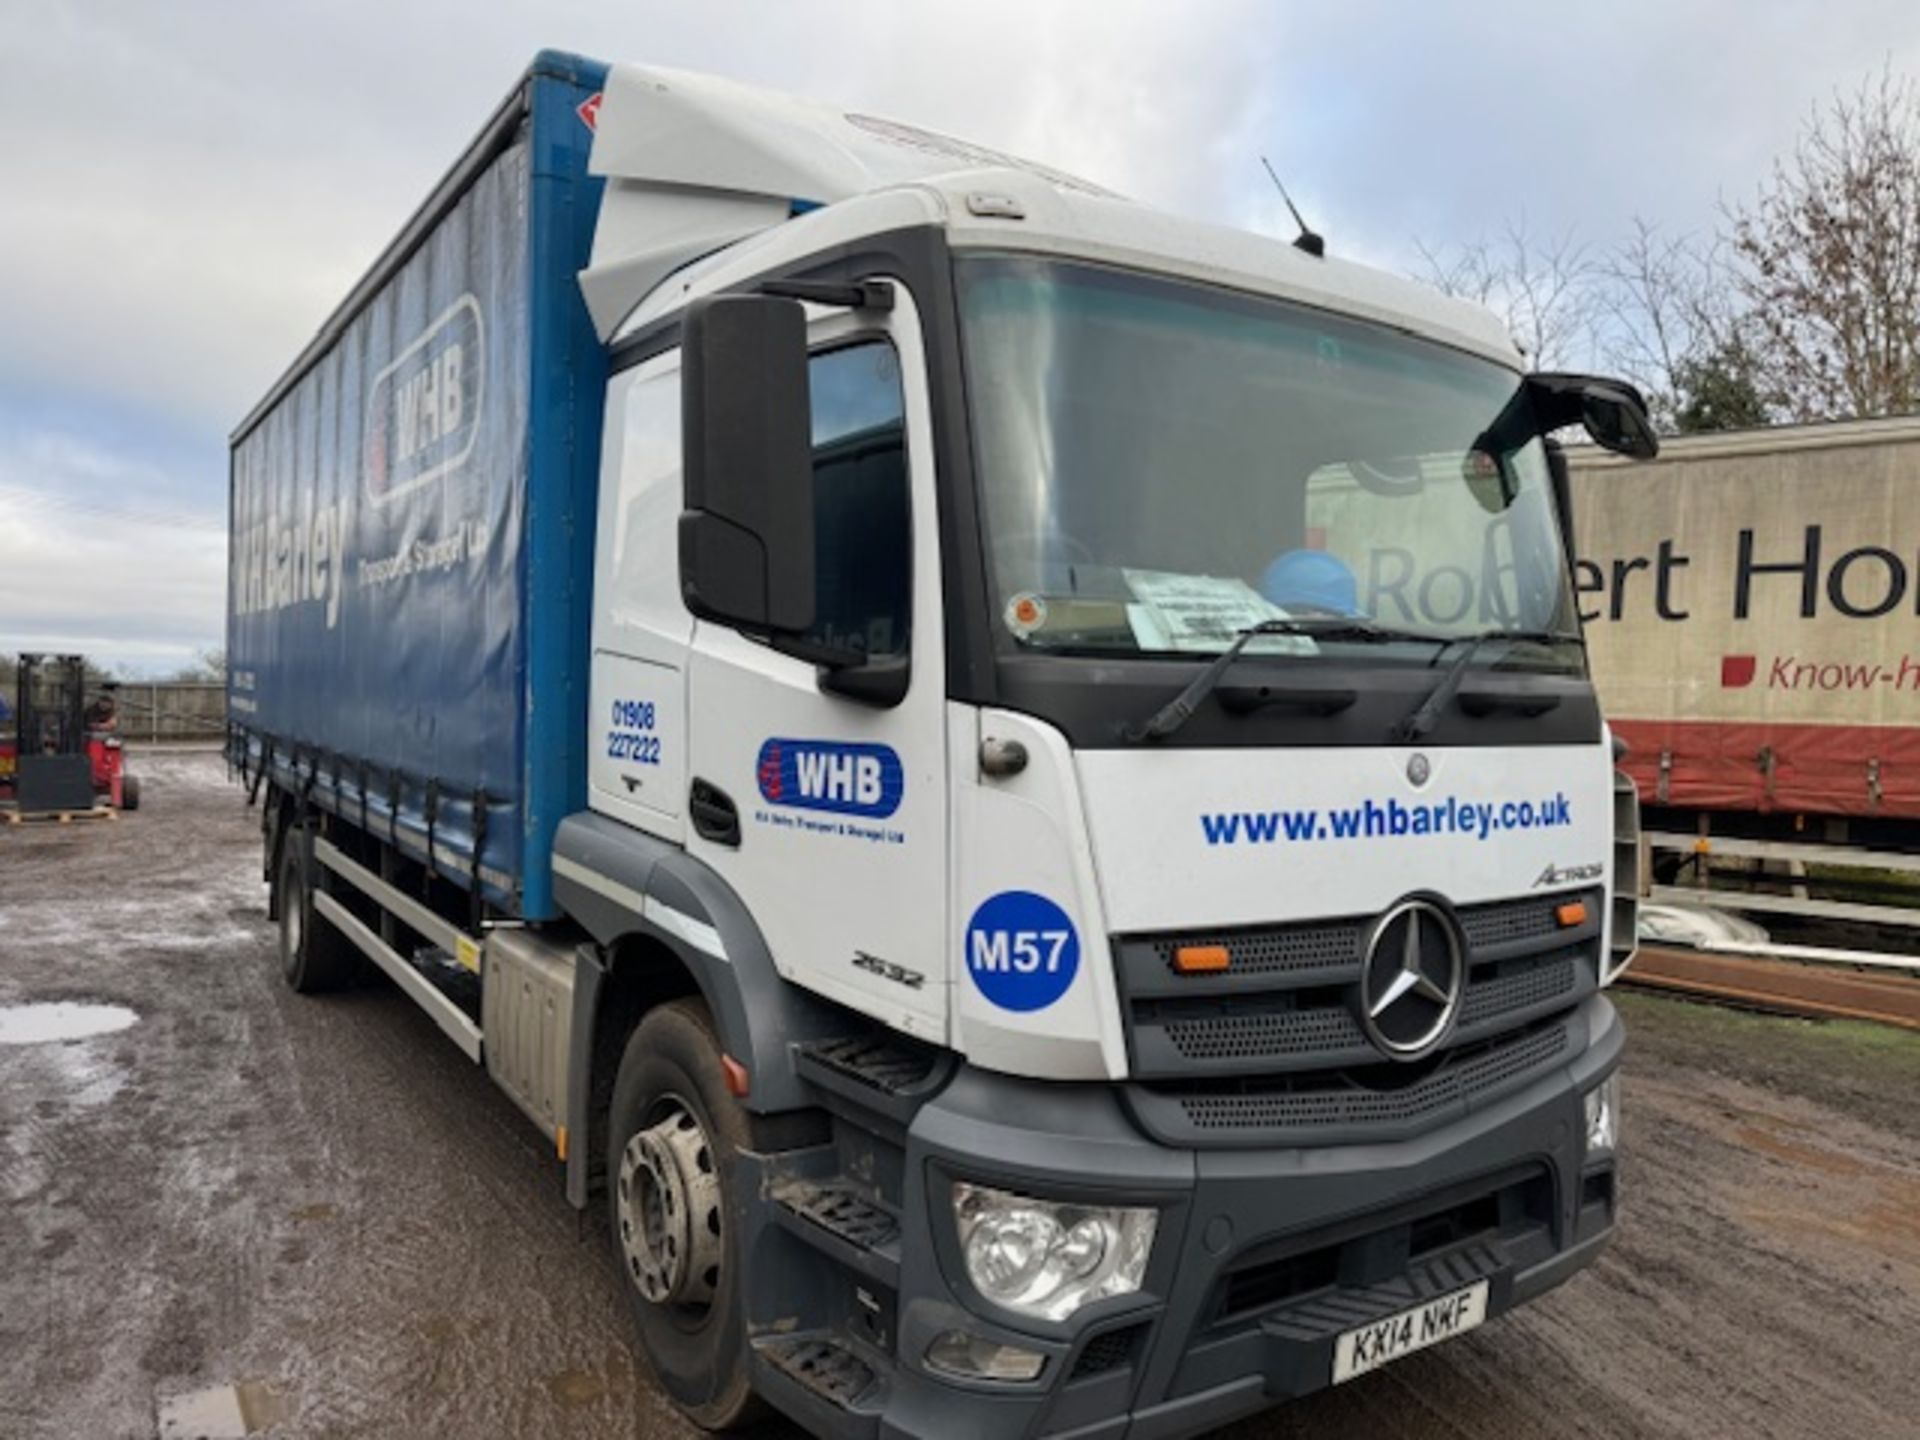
[966,891,1080,1012]
[756,739,903,818]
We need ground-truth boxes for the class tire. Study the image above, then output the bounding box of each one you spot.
[274,833,358,994]
[608,999,764,1431]
[119,774,140,812]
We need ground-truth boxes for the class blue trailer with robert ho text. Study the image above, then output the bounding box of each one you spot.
[232,49,1656,1440]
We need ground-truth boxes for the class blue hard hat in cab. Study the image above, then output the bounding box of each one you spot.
[1259,548,1359,615]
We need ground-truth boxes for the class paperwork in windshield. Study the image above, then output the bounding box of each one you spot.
[1123,569,1316,654]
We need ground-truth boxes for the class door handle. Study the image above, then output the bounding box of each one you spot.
[690,778,740,847]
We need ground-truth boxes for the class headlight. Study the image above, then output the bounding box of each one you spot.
[1584,1075,1619,1154]
[952,1182,1156,1322]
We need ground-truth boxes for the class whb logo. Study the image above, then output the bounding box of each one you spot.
[756,739,903,818]
[965,891,1080,1013]
[365,294,485,504]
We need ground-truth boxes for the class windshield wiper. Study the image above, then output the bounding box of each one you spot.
[1124,618,1439,743]
[1390,629,1581,744]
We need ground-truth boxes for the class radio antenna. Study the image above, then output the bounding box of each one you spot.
[1260,156,1325,257]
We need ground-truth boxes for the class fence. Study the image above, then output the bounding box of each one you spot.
[115,683,226,744]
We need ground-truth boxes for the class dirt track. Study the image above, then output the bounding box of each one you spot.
[2,752,1917,1440]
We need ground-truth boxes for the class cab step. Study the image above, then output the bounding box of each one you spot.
[772,1181,901,1287]
[798,1035,938,1094]
[754,1333,886,1435]
[793,1035,953,1129]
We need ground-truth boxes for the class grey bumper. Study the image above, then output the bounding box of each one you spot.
[877,995,1624,1440]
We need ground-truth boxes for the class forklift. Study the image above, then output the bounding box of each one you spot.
[0,654,141,816]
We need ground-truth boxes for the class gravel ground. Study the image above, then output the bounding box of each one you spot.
[2,751,1916,1440]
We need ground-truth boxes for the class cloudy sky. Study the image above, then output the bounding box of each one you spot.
[2,0,1917,674]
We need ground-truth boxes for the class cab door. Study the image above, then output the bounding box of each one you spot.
[683,293,948,1040]
[588,353,690,841]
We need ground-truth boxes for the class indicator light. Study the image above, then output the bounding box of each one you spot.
[1173,944,1231,974]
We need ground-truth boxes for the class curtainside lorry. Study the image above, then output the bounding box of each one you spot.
[229,51,1656,1439]
[1571,415,1920,828]
[1568,416,1920,940]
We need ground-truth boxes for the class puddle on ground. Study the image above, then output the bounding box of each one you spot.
[544,1367,608,1408]
[0,1002,138,1045]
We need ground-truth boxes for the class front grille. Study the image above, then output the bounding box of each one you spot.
[1150,921,1359,977]
[1117,890,1601,1094]
[1460,897,1565,950]
[1161,1003,1365,1063]
[1163,1017,1573,1137]
[1460,953,1579,1025]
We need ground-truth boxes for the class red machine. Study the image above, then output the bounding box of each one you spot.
[0,654,141,813]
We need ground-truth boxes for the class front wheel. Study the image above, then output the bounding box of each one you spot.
[608,999,762,1431]
[119,774,141,811]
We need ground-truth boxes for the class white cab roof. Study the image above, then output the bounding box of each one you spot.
[585,63,1519,367]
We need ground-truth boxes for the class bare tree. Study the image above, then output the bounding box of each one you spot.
[1415,218,1602,370]
[1595,219,1768,431]
[1727,67,1920,421]
[1598,219,1707,417]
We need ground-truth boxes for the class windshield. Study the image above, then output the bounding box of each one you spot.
[956,257,1580,665]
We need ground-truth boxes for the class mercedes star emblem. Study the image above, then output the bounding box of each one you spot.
[1407,753,1431,787]
[1358,898,1465,1060]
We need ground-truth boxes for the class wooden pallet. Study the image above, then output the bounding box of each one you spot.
[2,805,117,826]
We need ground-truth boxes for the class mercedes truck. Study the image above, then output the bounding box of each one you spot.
[228,51,1655,1439]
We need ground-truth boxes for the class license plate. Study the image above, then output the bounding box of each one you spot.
[1331,1279,1489,1384]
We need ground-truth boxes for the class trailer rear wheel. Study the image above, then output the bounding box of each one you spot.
[274,836,357,994]
[608,999,763,1431]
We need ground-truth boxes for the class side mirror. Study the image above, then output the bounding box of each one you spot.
[1577,385,1660,460]
[679,294,816,635]
[1474,372,1661,464]
[1529,372,1660,460]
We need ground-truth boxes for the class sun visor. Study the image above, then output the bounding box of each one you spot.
[577,63,1116,338]
[579,182,790,340]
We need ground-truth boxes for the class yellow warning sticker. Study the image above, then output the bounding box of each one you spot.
[455,935,482,973]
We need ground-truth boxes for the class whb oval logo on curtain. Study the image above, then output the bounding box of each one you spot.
[364,294,485,504]
[756,739,903,818]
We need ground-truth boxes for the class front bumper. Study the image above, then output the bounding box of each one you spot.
[874,994,1623,1440]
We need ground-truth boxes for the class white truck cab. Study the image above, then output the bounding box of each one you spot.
[239,53,1653,1440]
